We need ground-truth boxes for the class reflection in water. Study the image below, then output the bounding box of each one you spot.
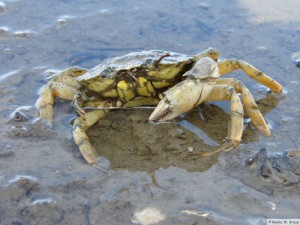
[178,119,219,147]
[255,92,280,115]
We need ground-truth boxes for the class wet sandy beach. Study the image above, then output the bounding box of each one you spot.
[1,0,300,224]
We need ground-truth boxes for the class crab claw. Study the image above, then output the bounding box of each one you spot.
[149,79,213,122]
[149,57,219,123]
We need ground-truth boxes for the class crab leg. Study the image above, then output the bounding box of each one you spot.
[218,59,282,93]
[215,78,271,136]
[35,67,87,126]
[202,84,244,156]
[73,108,108,165]
[195,47,220,62]
[73,97,164,164]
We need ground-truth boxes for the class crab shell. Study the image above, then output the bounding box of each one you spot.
[76,50,202,104]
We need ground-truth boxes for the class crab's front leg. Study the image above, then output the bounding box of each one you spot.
[149,57,219,122]
[215,78,271,136]
[73,108,108,165]
[36,67,87,126]
[201,84,244,156]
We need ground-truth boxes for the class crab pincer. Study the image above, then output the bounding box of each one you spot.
[149,57,219,122]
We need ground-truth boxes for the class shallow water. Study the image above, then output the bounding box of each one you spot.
[1,0,300,224]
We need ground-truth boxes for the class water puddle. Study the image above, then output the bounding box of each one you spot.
[1,0,299,224]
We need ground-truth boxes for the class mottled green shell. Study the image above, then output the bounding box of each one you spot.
[76,50,196,103]
[77,50,194,82]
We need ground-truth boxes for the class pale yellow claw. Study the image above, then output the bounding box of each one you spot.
[149,57,217,122]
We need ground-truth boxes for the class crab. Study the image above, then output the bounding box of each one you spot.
[36,48,282,165]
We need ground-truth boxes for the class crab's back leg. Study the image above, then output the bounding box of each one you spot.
[195,47,220,62]
[215,78,271,136]
[35,67,87,126]
[202,84,244,156]
[218,59,282,93]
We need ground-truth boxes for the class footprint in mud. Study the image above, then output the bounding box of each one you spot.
[247,148,300,185]
[7,106,54,139]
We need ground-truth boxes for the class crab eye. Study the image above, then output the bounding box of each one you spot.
[131,68,137,73]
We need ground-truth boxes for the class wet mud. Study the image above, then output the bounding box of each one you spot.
[1,0,300,224]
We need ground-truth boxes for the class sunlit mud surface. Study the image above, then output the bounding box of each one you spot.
[1,0,300,224]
